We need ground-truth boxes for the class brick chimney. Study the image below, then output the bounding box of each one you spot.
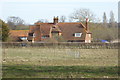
[86,18,89,31]
[53,16,58,24]
[85,18,92,43]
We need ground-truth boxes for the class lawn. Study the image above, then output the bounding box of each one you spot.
[2,47,118,78]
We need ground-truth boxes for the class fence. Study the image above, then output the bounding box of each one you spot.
[1,42,119,49]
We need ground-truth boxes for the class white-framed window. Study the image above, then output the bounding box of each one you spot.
[33,33,36,37]
[88,40,91,43]
[20,37,27,40]
[74,33,82,37]
[88,34,91,37]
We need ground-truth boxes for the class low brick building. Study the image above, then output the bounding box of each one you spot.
[9,30,29,42]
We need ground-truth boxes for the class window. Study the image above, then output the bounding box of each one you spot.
[29,33,33,36]
[74,33,82,37]
[33,33,36,37]
[41,35,49,39]
[41,36,47,39]
[20,37,27,40]
[88,40,91,43]
[89,34,91,37]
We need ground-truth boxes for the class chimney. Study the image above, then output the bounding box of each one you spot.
[53,16,58,24]
[86,18,89,31]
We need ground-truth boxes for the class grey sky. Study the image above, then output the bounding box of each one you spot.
[0,0,119,24]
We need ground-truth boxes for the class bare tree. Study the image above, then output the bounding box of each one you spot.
[60,15,66,22]
[7,16,25,29]
[109,11,116,27]
[36,19,49,23]
[69,8,95,22]
[109,11,115,23]
[7,16,25,25]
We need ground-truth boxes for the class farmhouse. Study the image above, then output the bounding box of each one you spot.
[9,17,92,42]
[28,17,92,43]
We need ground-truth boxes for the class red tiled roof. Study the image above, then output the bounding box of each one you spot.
[57,22,86,40]
[51,25,61,32]
[29,25,36,33]
[35,23,54,35]
[10,30,29,37]
[29,22,88,41]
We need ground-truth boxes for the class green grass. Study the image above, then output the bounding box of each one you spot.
[3,64,118,78]
[3,47,118,66]
[2,47,118,78]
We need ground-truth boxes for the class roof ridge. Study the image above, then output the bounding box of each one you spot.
[58,22,82,24]
[10,30,29,31]
[35,23,54,24]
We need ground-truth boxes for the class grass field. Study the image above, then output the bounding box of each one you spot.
[2,47,118,78]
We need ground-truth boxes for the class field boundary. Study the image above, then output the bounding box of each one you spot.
[1,42,119,49]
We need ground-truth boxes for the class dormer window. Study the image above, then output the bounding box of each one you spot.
[74,33,82,37]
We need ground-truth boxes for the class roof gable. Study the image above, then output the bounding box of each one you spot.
[39,23,54,35]
[57,23,86,40]
[30,23,54,35]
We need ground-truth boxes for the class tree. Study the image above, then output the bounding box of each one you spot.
[69,8,95,22]
[36,19,48,23]
[89,23,118,42]
[103,12,107,27]
[60,15,66,22]
[109,11,116,27]
[0,19,9,42]
[7,16,25,29]
[109,11,115,23]
[103,12,107,23]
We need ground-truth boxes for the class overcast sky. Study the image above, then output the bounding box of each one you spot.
[0,0,119,24]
